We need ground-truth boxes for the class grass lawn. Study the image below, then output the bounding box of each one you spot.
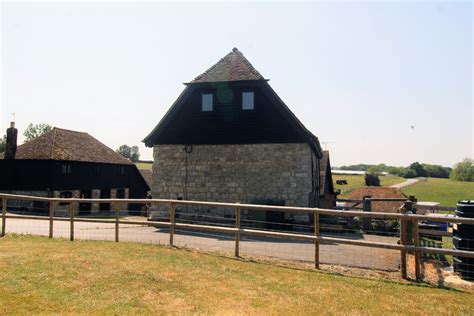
[333,174,405,196]
[1,236,473,314]
[135,161,153,170]
[402,178,474,207]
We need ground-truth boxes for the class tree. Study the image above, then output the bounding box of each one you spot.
[365,173,380,186]
[0,134,6,153]
[401,168,417,179]
[450,158,474,182]
[116,145,132,159]
[130,145,140,162]
[422,164,451,179]
[409,162,427,177]
[23,123,53,142]
[116,144,141,162]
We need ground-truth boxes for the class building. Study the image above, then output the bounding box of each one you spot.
[0,123,150,215]
[345,187,407,213]
[143,48,336,227]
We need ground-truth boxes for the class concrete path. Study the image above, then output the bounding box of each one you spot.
[0,216,400,271]
[390,178,418,189]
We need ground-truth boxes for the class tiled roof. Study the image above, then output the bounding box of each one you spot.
[346,187,408,213]
[191,48,265,83]
[8,127,132,165]
[138,169,152,189]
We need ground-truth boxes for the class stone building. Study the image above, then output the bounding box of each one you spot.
[143,48,336,227]
[0,124,150,215]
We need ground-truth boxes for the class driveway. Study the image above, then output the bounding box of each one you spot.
[1,216,400,271]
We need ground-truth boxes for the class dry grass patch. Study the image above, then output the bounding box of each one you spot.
[0,235,473,315]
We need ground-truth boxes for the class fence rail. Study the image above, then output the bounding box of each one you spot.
[1,193,473,282]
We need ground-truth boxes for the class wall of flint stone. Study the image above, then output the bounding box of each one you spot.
[151,143,316,223]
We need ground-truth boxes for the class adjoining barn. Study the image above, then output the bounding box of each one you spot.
[143,48,336,228]
[346,187,408,213]
[0,123,150,215]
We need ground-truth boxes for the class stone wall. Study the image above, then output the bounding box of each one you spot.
[151,143,318,224]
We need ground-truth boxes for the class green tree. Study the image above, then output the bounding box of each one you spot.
[365,173,381,186]
[401,168,417,178]
[450,158,474,182]
[23,123,53,142]
[116,144,132,159]
[130,145,140,162]
[409,162,427,177]
[116,145,141,162]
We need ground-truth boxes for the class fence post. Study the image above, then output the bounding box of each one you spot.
[413,219,421,281]
[49,201,54,238]
[1,197,6,237]
[363,196,372,231]
[235,206,241,257]
[115,202,120,243]
[69,201,75,241]
[314,211,320,269]
[400,201,409,279]
[169,203,175,246]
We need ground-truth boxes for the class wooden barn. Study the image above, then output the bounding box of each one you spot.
[0,123,150,215]
[144,48,336,227]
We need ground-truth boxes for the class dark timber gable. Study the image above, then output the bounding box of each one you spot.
[143,48,322,157]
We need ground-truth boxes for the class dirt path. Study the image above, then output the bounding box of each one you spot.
[390,178,418,189]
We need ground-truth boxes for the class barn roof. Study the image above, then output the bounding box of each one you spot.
[7,127,132,165]
[346,187,408,213]
[190,48,265,83]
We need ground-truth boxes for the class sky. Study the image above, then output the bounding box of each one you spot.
[1,1,472,167]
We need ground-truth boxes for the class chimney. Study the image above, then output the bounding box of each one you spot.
[4,122,18,159]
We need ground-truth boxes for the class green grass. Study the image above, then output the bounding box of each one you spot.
[333,174,405,196]
[135,161,153,170]
[1,236,473,314]
[402,178,474,207]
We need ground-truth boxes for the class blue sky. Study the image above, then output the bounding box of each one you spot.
[1,1,472,166]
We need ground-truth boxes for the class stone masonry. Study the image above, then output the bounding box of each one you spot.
[150,144,317,224]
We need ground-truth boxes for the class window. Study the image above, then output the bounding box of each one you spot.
[201,94,213,111]
[61,164,72,175]
[117,189,125,199]
[242,92,254,110]
[59,191,72,205]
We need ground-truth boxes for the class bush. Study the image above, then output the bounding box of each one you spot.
[365,173,380,186]
[450,158,474,182]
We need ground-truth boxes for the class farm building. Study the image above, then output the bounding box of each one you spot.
[143,48,336,226]
[345,187,407,213]
[0,123,150,215]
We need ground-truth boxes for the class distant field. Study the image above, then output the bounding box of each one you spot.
[135,161,153,170]
[333,174,405,196]
[402,178,474,207]
[1,236,473,314]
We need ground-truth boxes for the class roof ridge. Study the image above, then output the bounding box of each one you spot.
[191,47,264,83]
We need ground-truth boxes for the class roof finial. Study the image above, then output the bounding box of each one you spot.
[232,47,239,53]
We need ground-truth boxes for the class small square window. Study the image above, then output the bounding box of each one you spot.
[242,92,254,110]
[202,94,213,112]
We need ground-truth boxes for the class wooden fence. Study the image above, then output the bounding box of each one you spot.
[1,193,474,281]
